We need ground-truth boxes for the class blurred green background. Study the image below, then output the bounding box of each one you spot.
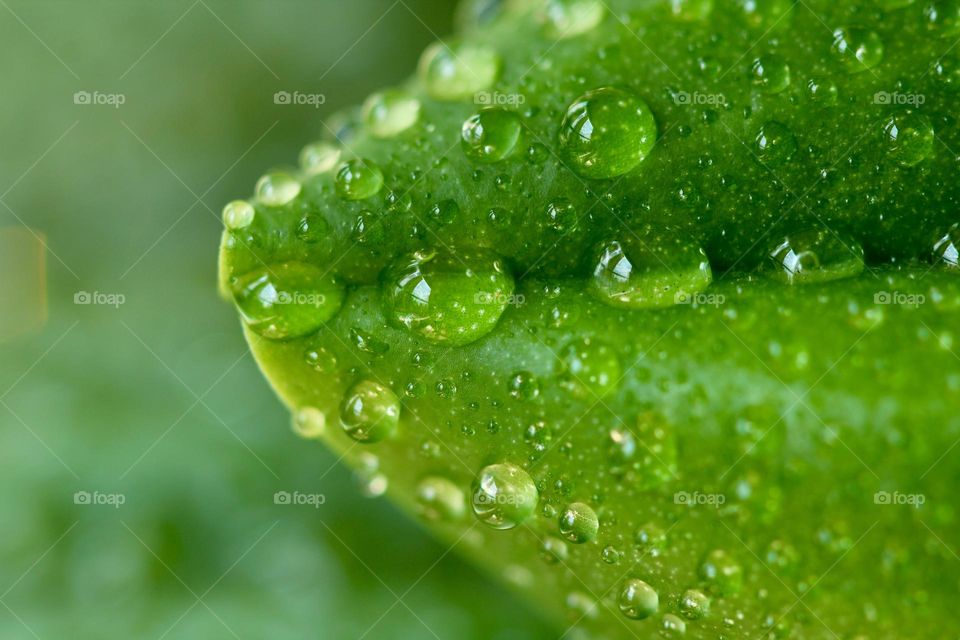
[0,1,552,638]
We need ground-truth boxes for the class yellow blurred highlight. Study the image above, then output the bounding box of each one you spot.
[0,227,48,341]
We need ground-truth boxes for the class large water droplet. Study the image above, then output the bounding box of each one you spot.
[831,27,884,72]
[558,502,599,543]
[764,230,865,284]
[589,230,713,309]
[382,248,515,346]
[559,87,657,179]
[255,172,301,206]
[340,380,401,443]
[418,41,501,101]
[618,579,659,619]
[461,108,524,163]
[363,89,421,138]
[335,159,384,200]
[472,462,539,529]
[416,476,466,521]
[883,113,935,166]
[233,262,344,339]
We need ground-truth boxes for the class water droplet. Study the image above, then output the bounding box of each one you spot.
[233,262,345,339]
[635,522,668,554]
[669,0,713,19]
[589,231,712,309]
[558,502,599,543]
[296,213,329,244]
[925,0,960,34]
[806,77,838,104]
[340,380,400,443]
[461,108,524,163]
[304,346,338,373]
[335,159,384,200]
[559,87,657,179]
[932,223,960,269]
[418,41,501,101]
[699,549,744,596]
[540,535,570,564]
[299,141,341,175]
[764,230,865,284]
[679,589,710,619]
[883,113,935,166]
[749,55,791,93]
[222,200,255,230]
[755,121,797,165]
[507,371,540,400]
[544,198,578,233]
[292,407,325,439]
[831,27,884,72]
[661,613,687,636]
[382,248,515,346]
[416,476,466,521]
[255,172,301,206]
[362,89,421,138]
[602,546,622,564]
[618,579,659,620]
[543,0,605,37]
[472,463,538,529]
[558,337,622,399]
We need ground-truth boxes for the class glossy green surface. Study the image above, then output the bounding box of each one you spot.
[219,0,960,637]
